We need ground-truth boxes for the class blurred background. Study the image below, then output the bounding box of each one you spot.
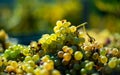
[0,0,120,45]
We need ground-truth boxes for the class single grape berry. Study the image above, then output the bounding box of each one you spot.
[74,51,83,60]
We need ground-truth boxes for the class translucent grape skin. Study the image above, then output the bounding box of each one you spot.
[63,53,71,61]
[80,68,87,75]
[108,58,117,68]
[85,62,94,71]
[100,55,108,64]
[74,51,83,61]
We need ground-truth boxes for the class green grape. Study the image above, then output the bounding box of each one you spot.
[63,53,71,61]
[60,27,66,34]
[16,68,23,74]
[51,34,57,40]
[32,54,39,62]
[27,60,35,67]
[22,63,30,71]
[26,66,34,73]
[100,49,107,56]
[41,55,50,62]
[63,22,71,27]
[56,20,63,27]
[51,69,61,75]
[80,68,87,75]
[34,68,41,75]
[4,49,10,57]
[92,52,99,60]
[25,56,32,61]
[112,48,118,55]
[54,26,59,33]
[69,26,77,32]
[99,55,108,64]
[40,69,49,75]
[85,51,91,58]
[10,51,17,58]
[74,51,83,60]
[111,57,118,61]
[9,61,18,68]
[22,48,30,56]
[62,46,68,52]
[85,62,94,70]
[108,58,117,68]
[43,62,54,70]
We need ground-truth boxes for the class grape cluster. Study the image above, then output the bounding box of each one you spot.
[3,45,30,60]
[105,33,120,50]
[0,20,120,75]
[0,30,10,53]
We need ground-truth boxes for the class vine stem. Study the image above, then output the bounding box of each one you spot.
[77,22,95,43]
[77,22,87,34]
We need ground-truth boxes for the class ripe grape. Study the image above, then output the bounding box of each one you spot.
[6,66,15,72]
[25,56,32,61]
[92,52,99,60]
[41,55,50,62]
[16,68,23,74]
[100,49,107,56]
[108,57,117,68]
[27,60,35,67]
[100,55,108,64]
[43,62,54,70]
[63,53,71,61]
[40,69,49,75]
[85,62,94,70]
[56,20,63,27]
[32,54,39,62]
[57,51,64,58]
[51,69,61,75]
[112,48,118,55]
[69,26,76,32]
[26,66,34,73]
[34,68,41,75]
[74,51,83,60]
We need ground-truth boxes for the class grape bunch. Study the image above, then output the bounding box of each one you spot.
[0,20,120,75]
[0,30,11,53]
[105,33,120,50]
